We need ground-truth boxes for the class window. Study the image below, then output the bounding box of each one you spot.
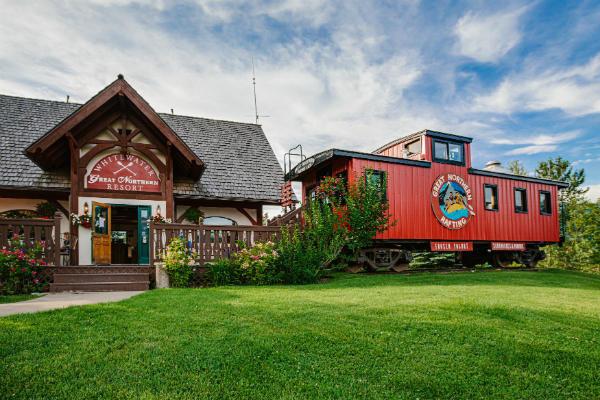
[484,184,498,211]
[514,188,528,213]
[433,140,464,164]
[405,138,421,155]
[540,191,552,215]
[203,216,237,226]
[366,170,387,201]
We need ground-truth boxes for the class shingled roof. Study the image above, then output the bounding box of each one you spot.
[0,94,283,204]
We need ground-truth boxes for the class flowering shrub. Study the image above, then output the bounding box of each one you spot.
[234,241,280,285]
[162,237,194,287]
[0,235,49,294]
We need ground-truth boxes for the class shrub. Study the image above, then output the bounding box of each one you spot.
[206,258,241,286]
[206,241,280,286]
[235,241,280,285]
[274,225,325,284]
[162,237,194,287]
[0,235,49,294]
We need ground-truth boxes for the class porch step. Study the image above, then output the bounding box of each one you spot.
[49,281,149,292]
[51,265,152,292]
[53,273,149,284]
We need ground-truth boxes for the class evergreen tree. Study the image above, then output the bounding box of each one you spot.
[535,157,587,203]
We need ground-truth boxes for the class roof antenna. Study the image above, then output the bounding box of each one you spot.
[251,57,270,124]
[66,95,70,103]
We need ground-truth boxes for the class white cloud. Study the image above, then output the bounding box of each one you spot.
[491,130,581,146]
[584,184,600,201]
[454,6,529,63]
[505,144,557,155]
[474,53,600,116]
[0,1,436,161]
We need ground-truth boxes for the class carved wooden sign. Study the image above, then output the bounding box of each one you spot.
[86,153,160,192]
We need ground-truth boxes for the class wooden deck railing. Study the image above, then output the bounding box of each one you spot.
[149,223,282,266]
[0,212,62,266]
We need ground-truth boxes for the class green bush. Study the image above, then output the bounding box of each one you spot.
[205,258,241,286]
[274,225,325,284]
[206,241,281,286]
[162,237,194,287]
[0,235,49,294]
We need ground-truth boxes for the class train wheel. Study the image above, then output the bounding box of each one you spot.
[491,252,516,268]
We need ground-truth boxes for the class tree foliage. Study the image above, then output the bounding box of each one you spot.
[535,156,587,203]
[541,199,600,273]
[508,160,528,176]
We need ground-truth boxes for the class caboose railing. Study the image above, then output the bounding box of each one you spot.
[149,223,282,266]
[0,212,62,266]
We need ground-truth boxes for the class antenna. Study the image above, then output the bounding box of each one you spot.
[251,57,270,124]
[252,57,259,124]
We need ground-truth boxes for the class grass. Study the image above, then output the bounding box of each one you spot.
[1,270,599,399]
[0,294,41,304]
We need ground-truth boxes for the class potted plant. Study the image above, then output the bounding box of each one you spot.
[183,207,204,224]
[35,201,57,219]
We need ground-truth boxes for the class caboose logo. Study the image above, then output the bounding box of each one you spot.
[431,174,475,230]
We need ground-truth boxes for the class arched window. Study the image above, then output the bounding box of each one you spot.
[203,216,237,226]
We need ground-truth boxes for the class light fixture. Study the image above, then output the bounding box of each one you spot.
[83,202,89,215]
[156,205,161,217]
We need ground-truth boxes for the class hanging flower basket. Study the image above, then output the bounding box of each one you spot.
[71,213,92,229]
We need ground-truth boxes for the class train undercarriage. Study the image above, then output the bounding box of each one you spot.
[357,242,546,272]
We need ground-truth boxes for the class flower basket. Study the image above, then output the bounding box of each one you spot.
[71,213,92,229]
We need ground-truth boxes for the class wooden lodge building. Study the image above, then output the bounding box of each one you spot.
[0,75,284,267]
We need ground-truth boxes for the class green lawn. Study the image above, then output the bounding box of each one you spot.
[0,294,41,304]
[1,270,599,399]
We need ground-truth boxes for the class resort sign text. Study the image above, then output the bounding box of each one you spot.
[86,153,161,193]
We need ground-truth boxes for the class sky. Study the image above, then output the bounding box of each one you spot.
[1,0,599,200]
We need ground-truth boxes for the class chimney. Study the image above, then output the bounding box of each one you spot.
[483,160,508,173]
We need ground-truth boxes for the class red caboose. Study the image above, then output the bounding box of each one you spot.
[286,130,568,269]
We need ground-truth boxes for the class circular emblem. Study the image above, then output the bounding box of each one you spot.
[431,174,475,230]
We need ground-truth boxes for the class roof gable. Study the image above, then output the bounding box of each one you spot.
[0,93,283,203]
[25,75,204,179]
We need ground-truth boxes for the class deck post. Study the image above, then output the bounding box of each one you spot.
[53,211,62,267]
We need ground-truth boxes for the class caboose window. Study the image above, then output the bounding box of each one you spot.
[514,188,528,213]
[484,184,498,211]
[540,191,551,215]
[433,140,464,164]
[366,170,387,202]
[406,138,421,155]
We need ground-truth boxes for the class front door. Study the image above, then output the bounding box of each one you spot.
[92,202,111,264]
[137,206,151,264]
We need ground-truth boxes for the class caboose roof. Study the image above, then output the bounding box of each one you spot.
[374,129,473,154]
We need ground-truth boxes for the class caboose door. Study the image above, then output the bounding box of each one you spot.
[92,202,112,265]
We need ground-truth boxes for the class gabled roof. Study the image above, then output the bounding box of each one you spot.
[25,75,204,178]
[0,93,283,203]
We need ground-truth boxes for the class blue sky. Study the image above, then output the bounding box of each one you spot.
[0,0,599,199]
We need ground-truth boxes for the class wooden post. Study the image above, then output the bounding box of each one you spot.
[256,205,263,226]
[53,211,61,267]
[149,221,154,268]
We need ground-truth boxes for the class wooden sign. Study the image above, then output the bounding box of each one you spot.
[86,153,160,192]
[431,241,473,252]
[491,242,526,251]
